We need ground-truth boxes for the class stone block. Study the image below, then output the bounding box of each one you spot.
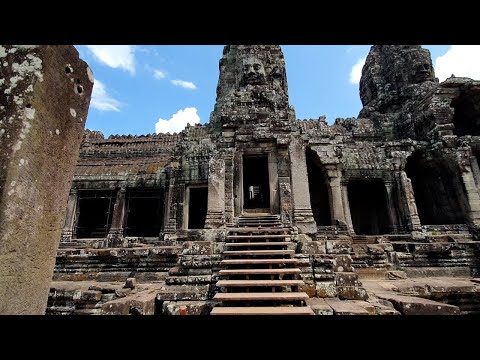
[315,281,337,298]
[335,272,361,287]
[326,239,352,254]
[182,241,213,255]
[305,298,334,315]
[300,241,326,255]
[332,255,353,272]
[337,286,369,300]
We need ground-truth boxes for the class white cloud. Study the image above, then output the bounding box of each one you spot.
[171,79,197,90]
[434,45,480,82]
[155,107,200,134]
[90,79,122,112]
[349,57,366,85]
[85,45,136,75]
[154,70,166,80]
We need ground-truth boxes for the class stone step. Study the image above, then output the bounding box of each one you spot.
[210,306,314,315]
[214,292,309,301]
[223,249,294,256]
[221,258,298,265]
[217,279,304,287]
[225,242,290,247]
[239,214,280,218]
[228,228,290,233]
[219,268,301,276]
[227,234,290,239]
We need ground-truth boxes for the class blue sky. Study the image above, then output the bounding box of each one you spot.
[76,45,480,137]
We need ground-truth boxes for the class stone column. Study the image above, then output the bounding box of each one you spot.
[163,175,176,232]
[289,139,316,234]
[61,189,78,242]
[470,155,480,190]
[224,151,235,226]
[107,187,126,246]
[341,181,354,233]
[398,171,421,231]
[0,45,93,314]
[457,161,480,227]
[384,181,398,233]
[325,165,347,230]
[205,156,225,229]
[277,145,293,224]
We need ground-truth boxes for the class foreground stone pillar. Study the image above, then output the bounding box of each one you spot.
[458,162,480,227]
[289,139,316,234]
[205,156,225,229]
[384,181,399,233]
[325,165,347,229]
[107,187,126,246]
[0,45,93,314]
[398,171,421,231]
[341,182,354,233]
[60,188,78,242]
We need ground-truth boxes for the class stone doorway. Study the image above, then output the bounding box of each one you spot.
[186,186,208,229]
[243,155,271,212]
[348,179,390,235]
[405,153,468,225]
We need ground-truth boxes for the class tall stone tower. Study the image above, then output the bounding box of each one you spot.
[358,45,438,138]
[209,45,296,132]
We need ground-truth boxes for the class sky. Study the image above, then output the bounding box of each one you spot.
[75,45,480,137]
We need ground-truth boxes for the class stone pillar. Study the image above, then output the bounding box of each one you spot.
[470,155,480,190]
[325,165,347,230]
[384,181,398,233]
[277,145,293,224]
[224,151,235,226]
[289,139,316,234]
[165,178,177,233]
[457,162,480,227]
[61,188,78,242]
[341,182,354,233]
[398,171,421,231]
[205,156,225,229]
[107,187,126,246]
[0,45,93,314]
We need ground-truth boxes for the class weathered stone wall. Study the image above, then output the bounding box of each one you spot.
[0,45,93,314]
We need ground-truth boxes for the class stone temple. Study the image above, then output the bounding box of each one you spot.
[49,45,480,315]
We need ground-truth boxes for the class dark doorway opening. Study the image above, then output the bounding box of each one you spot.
[348,179,390,235]
[188,187,208,229]
[125,189,164,237]
[243,155,270,209]
[405,152,468,225]
[452,92,480,136]
[306,148,331,226]
[75,190,115,238]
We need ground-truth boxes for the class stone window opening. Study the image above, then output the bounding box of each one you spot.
[74,190,115,238]
[124,189,164,237]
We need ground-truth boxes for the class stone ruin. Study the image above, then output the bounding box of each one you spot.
[48,45,480,315]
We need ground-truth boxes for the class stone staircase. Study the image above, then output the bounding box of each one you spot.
[210,214,314,315]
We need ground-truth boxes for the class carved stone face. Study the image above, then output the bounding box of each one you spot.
[412,62,434,84]
[240,56,266,86]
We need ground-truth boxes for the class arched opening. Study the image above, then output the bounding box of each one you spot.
[306,148,331,226]
[405,152,468,225]
[348,179,390,235]
[452,90,480,136]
